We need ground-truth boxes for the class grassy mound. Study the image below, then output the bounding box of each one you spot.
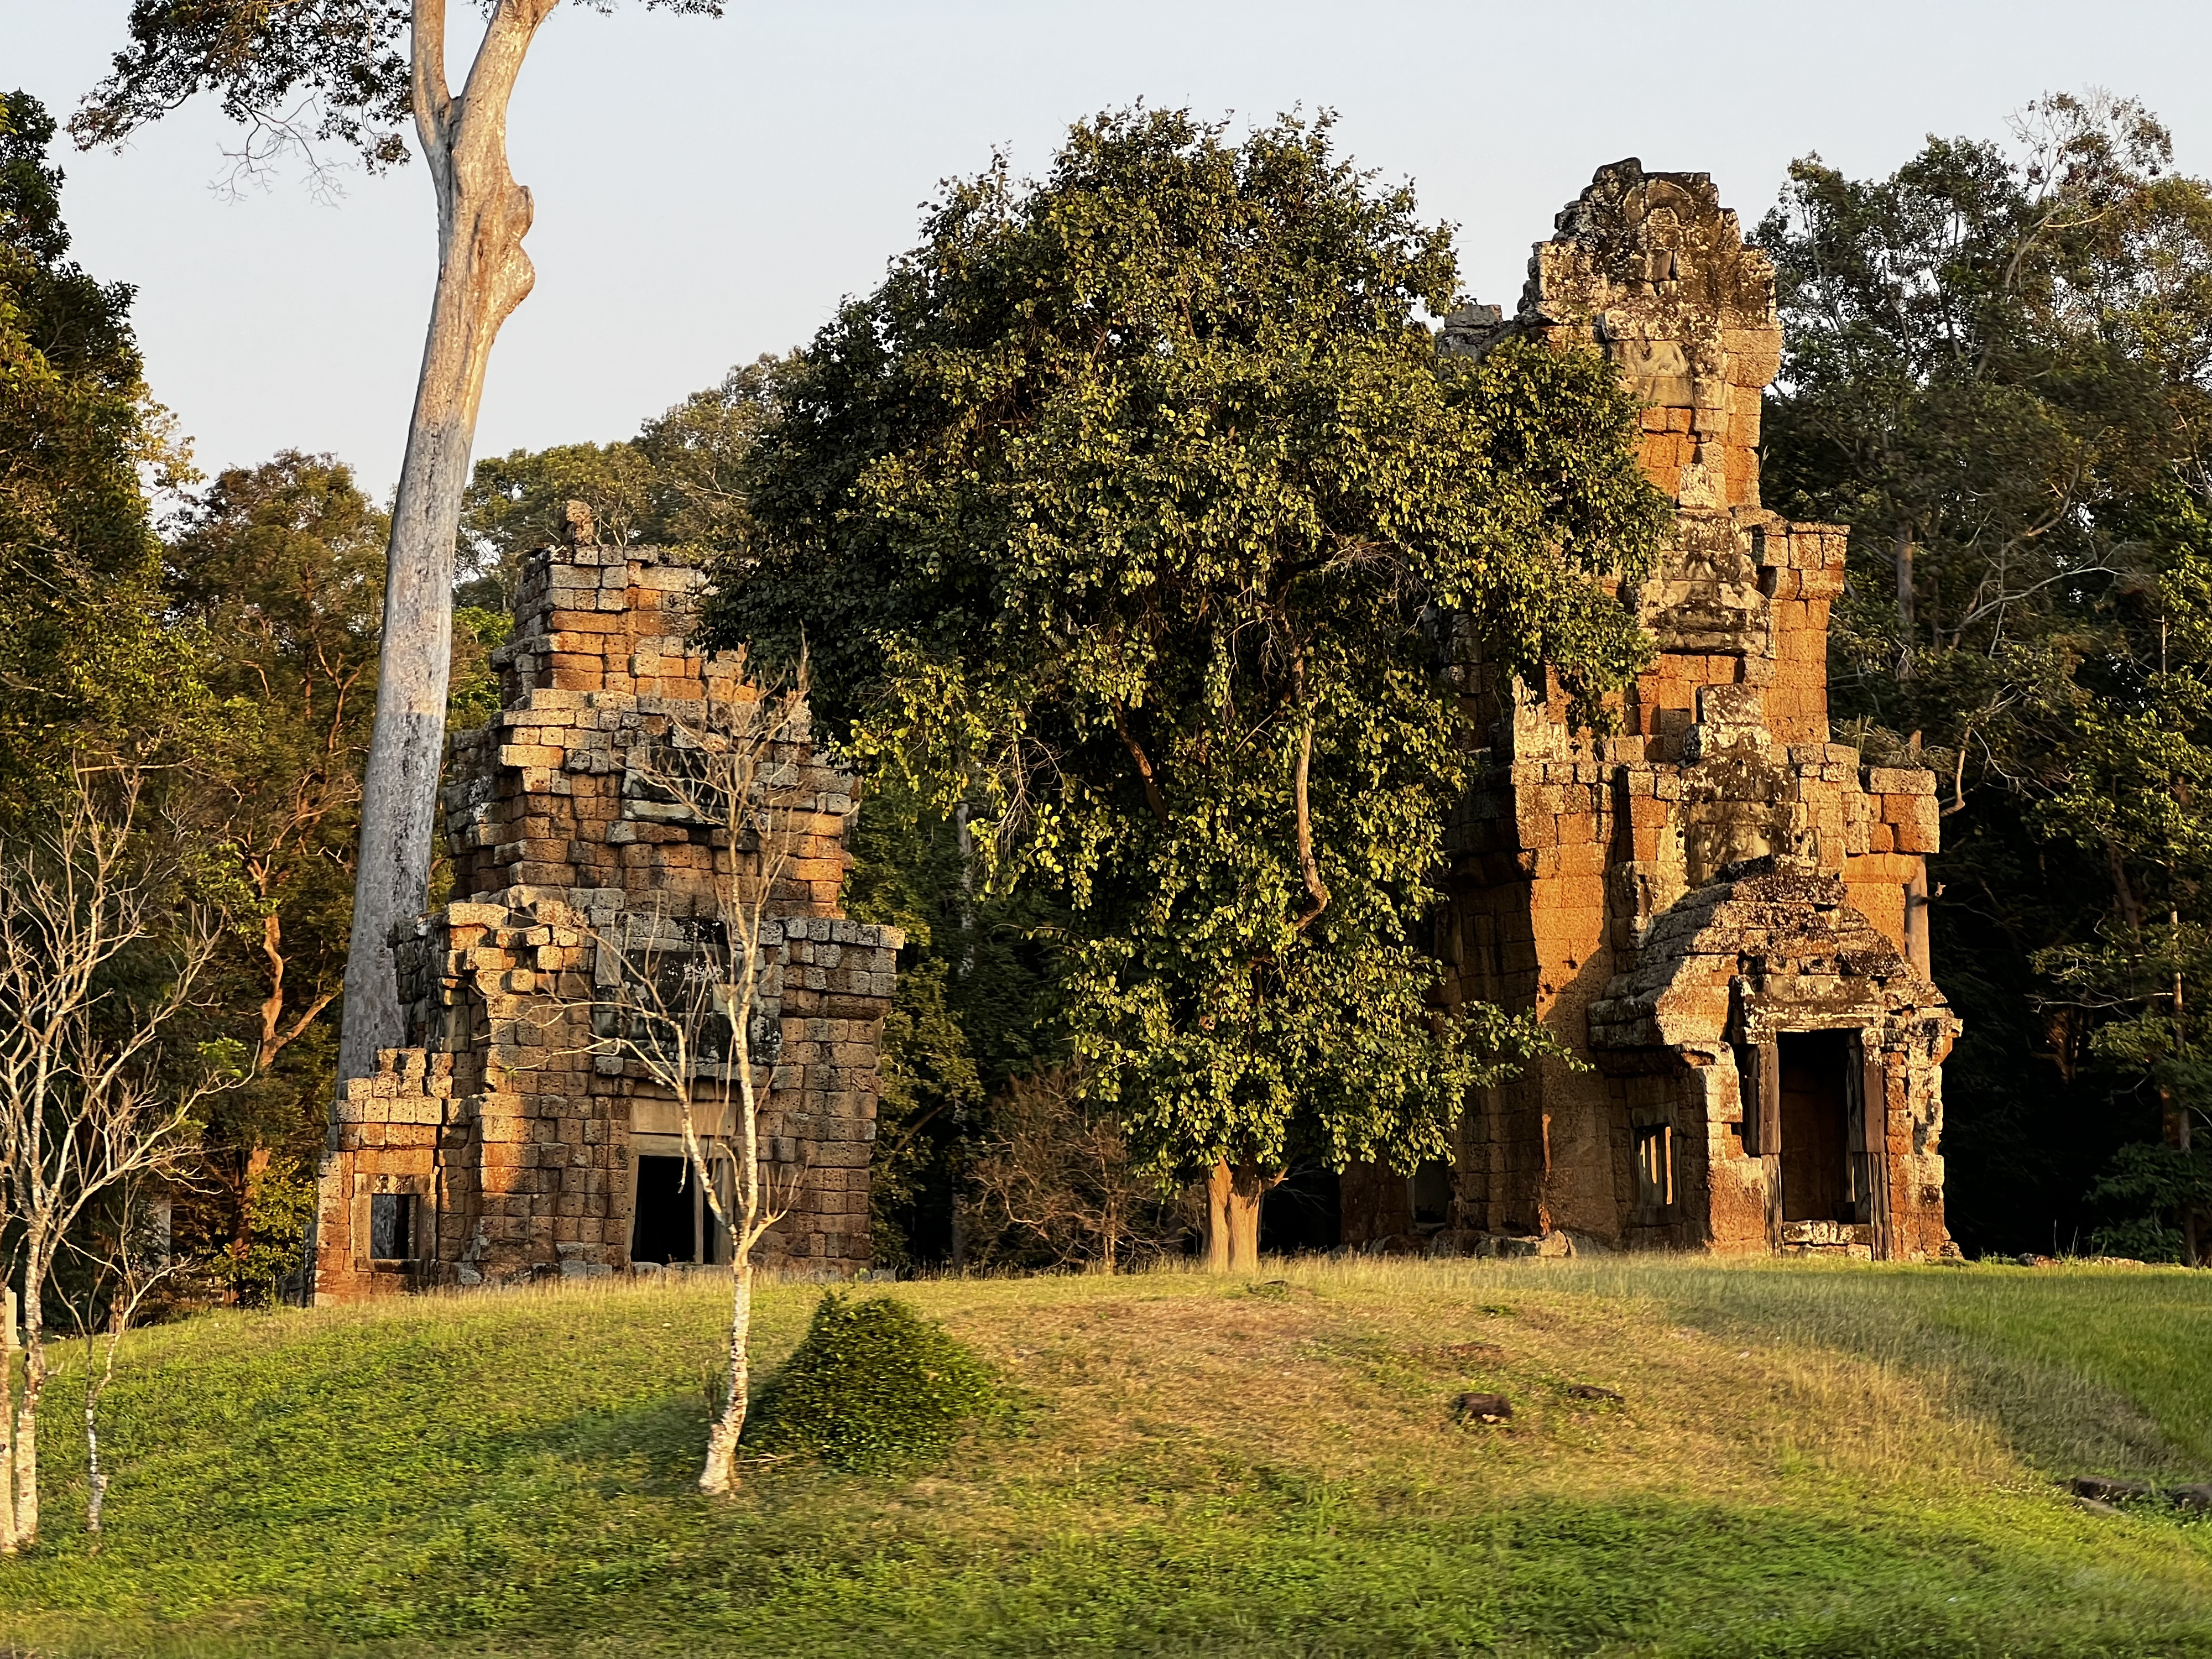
[744,1291,994,1469]
[0,1258,2205,1656]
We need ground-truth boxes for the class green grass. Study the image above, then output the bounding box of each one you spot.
[1,1256,2210,1656]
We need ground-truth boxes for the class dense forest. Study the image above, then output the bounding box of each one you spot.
[8,83,2212,1292]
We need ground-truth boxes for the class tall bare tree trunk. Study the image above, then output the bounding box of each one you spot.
[338,0,553,1085]
[0,1290,17,1555]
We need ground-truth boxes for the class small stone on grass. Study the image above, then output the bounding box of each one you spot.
[1453,1391,1512,1425]
[1566,1383,1624,1404]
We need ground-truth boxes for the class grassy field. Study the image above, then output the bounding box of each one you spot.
[0,1256,2208,1657]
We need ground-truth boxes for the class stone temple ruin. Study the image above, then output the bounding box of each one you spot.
[317,158,1959,1296]
[1332,160,1959,1261]
[314,534,901,1299]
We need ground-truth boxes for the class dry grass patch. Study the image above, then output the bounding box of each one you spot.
[889,1265,2025,1511]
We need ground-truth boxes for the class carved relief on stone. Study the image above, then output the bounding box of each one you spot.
[1631,513,1770,658]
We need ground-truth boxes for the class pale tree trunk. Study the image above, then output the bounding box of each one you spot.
[338,0,554,1085]
[82,1347,106,1548]
[12,1250,45,1549]
[1203,1161,1268,1274]
[2173,910,2201,1267]
[0,1290,17,1555]
[0,774,214,1545]
[701,1259,754,1494]
[583,697,800,1494]
[699,1002,765,1496]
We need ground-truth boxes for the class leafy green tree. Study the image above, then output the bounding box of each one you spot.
[863,957,982,1272]
[634,355,784,553]
[1760,93,2212,739]
[717,108,1668,1269]
[1760,93,2212,1256]
[458,441,659,609]
[842,777,1063,1268]
[457,356,785,609]
[0,90,182,797]
[2038,914,2212,1261]
[2026,526,2212,1260]
[163,453,387,1299]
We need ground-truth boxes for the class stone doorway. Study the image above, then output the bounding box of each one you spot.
[629,1149,728,1266]
[1777,1030,1861,1224]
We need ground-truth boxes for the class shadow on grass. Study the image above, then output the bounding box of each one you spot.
[33,1481,2212,1659]
[1639,1266,2209,1479]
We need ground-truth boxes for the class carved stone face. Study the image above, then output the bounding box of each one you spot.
[1683,792,1781,886]
[1634,516,1769,658]
[1640,205,1684,283]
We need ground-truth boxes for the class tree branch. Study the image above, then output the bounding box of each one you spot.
[1110,701,1170,826]
[1288,655,1329,935]
[412,0,454,153]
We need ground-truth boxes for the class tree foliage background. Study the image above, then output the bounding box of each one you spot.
[714,108,1670,1231]
[1760,92,2212,1258]
[0,90,185,800]
[23,59,2212,1280]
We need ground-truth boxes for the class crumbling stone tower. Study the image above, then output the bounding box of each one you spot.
[314,534,900,1300]
[1350,161,1958,1259]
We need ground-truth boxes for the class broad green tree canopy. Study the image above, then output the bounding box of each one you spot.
[1760,93,2212,1257]
[718,109,1669,1187]
[0,91,175,795]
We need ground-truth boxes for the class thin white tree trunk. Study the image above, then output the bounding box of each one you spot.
[700,942,768,1496]
[0,1289,17,1555]
[15,1269,43,1549]
[338,0,554,1084]
[701,1261,753,1495]
[82,1333,106,1549]
[0,777,213,1541]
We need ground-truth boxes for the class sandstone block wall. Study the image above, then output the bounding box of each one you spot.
[1369,160,1959,1261]
[316,540,900,1301]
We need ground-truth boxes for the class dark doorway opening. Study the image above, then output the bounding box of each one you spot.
[368,1192,413,1261]
[1410,1160,1453,1229]
[1260,1164,1341,1255]
[1777,1031,1855,1223]
[631,1154,701,1264]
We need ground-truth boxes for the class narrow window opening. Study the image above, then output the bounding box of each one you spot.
[368,1192,414,1262]
[1634,1123,1674,1209]
[1409,1160,1452,1229]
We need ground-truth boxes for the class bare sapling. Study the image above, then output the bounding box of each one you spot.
[64,1196,181,1551]
[967,1066,1189,1273]
[0,765,222,1550]
[584,665,812,1495]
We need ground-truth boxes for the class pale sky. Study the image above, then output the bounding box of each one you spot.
[8,1,2212,499]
